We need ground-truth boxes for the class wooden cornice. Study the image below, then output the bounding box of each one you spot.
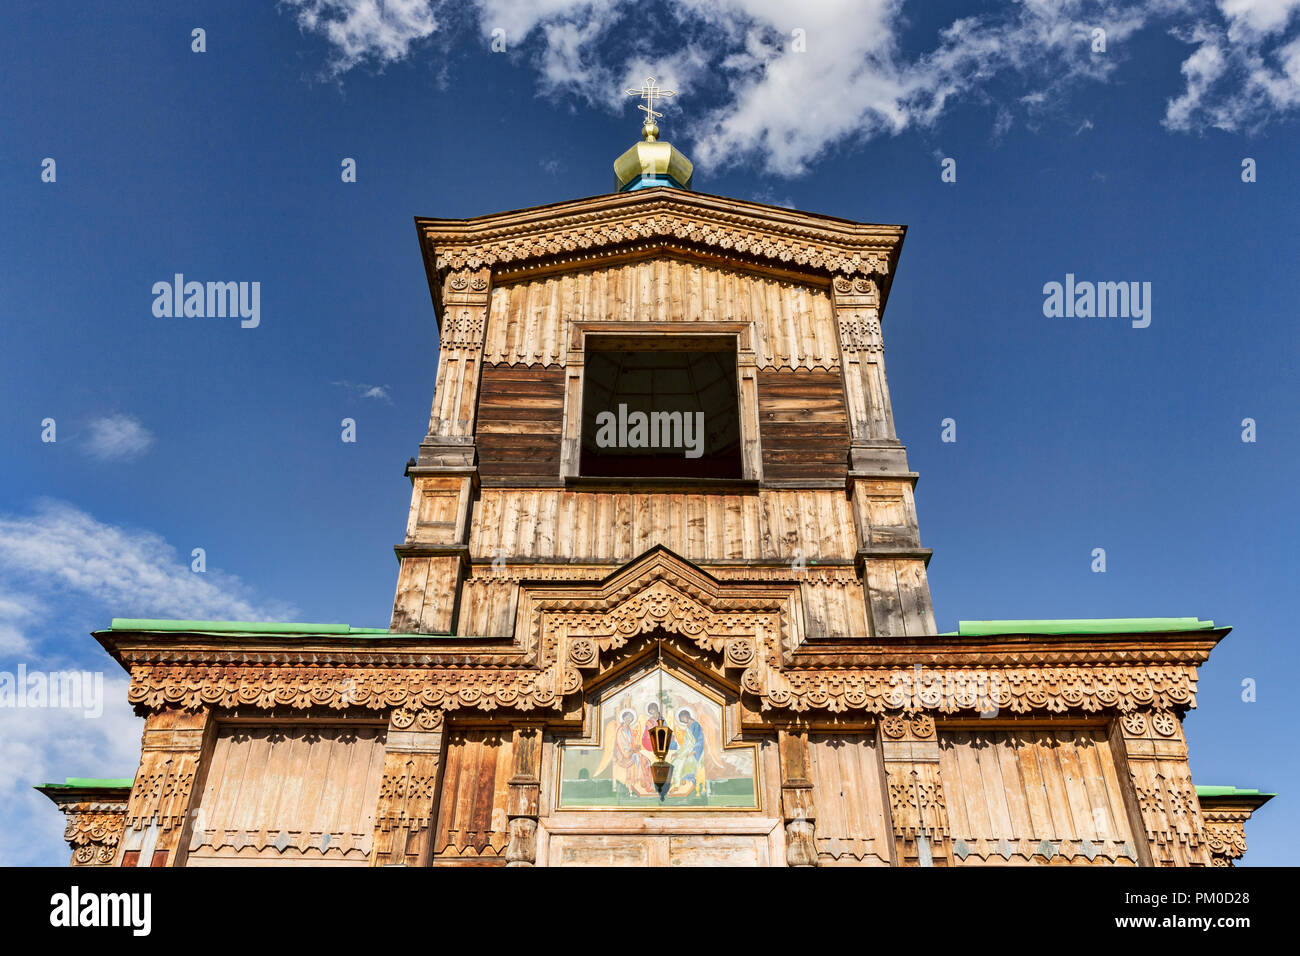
[97,621,1226,673]
[416,187,906,326]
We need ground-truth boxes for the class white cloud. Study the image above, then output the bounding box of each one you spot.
[0,501,297,864]
[0,500,297,627]
[85,413,153,462]
[281,0,440,73]
[280,1,1300,172]
[1219,0,1300,38]
[332,380,394,403]
[1164,0,1300,131]
[0,593,41,654]
[0,676,143,866]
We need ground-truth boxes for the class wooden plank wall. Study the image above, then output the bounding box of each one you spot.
[467,488,856,563]
[186,724,387,866]
[756,369,850,482]
[482,258,838,371]
[475,257,850,486]
[432,726,515,864]
[807,734,893,866]
[938,728,1139,865]
[455,570,868,639]
[477,365,566,484]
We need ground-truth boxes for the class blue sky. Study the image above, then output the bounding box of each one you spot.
[1,0,1296,865]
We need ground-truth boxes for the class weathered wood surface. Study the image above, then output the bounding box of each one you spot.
[757,368,850,481]
[938,727,1138,865]
[432,726,514,864]
[482,257,839,371]
[476,365,566,483]
[807,733,892,866]
[466,488,857,563]
[186,724,386,866]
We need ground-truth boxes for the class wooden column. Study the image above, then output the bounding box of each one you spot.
[832,274,935,637]
[1199,793,1271,867]
[1111,710,1211,866]
[832,275,906,470]
[423,268,491,454]
[777,726,818,867]
[371,710,445,866]
[38,788,129,867]
[505,723,544,866]
[391,267,491,633]
[880,714,951,866]
[116,708,211,867]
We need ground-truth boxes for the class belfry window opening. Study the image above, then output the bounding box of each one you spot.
[579,334,742,479]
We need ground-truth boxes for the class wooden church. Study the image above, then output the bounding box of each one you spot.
[41,85,1271,867]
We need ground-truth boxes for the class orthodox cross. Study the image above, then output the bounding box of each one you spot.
[625,76,676,123]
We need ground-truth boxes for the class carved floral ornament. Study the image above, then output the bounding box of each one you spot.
[125,659,1200,721]
[833,276,879,297]
[428,208,895,278]
[446,272,489,293]
[63,807,126,865]
[121,555,1202,721]
[1204,821,1248,860]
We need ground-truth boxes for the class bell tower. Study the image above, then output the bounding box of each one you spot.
[389,86,934,640]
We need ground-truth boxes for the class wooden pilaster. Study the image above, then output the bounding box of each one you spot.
[880,714,951,866]
[832,276,906,468]
[1112,710,1211,866]
[116,708,211,867]
[505,723,544,866]
[832,277,935,637]
[777,726,817,867]
[391,266,491,633]
[371,710,445,866]
[423,268,492,453]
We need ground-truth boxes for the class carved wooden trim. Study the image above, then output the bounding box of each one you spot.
[505,724,544,867]
[1115,710,1211,866]
[118,551,1208,726]
[777,727,818,867]
[1204,820,1247,866]
[880,715,951,866]
[371,711,445,866]
[59,804,127,866]
[123,661,1201,723]
[421,193,900,282]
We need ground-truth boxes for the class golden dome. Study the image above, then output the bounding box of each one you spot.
[615,78,693,192]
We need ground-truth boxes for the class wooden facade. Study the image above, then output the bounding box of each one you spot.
[44,184,1269,866]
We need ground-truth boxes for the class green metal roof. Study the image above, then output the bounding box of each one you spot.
[1195,785,1276,798]
[942,618,1217,637]
[39,777,134,790]
[108,618,450,637]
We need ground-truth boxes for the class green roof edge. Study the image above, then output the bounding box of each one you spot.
[1195,785,1277,798]
[955,617,1216,636]
[108,618,451,637]
[38,777,135,790]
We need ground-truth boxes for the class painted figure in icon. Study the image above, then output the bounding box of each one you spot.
[580,671,755,804]
[597,707,654,796]
[668,707,707,797]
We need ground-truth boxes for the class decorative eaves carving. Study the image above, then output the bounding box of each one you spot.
[117,548,1208,721]
[420,192,902,282]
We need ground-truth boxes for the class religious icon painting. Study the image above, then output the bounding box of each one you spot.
[557,666,759,809]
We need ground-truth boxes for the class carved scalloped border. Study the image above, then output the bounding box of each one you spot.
[126,660,1198,718]
[429,205,895,277]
